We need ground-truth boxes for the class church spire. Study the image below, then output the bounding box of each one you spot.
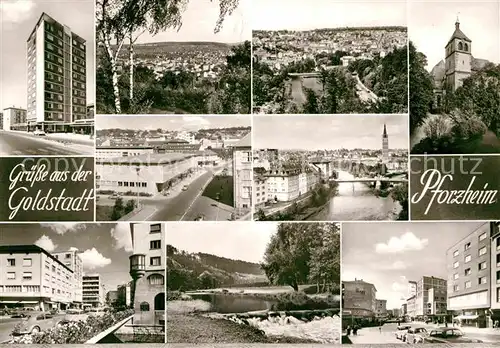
[383,123,388,138]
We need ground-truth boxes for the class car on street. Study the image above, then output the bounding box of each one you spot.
[182,185,189,191]
[424,327,483,344]
[33,129,46,136]
[397,324,411,330]
[108,193,121,199]
[11,311,67,336]
[395,328,409,340]
[194,215,205,221]
[404,327,429,343]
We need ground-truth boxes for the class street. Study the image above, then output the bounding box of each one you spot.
[118,166,234,221]
[0,131,93,155]
[345,322,500,344]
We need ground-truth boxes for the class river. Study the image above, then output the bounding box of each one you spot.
[310,170,401,221]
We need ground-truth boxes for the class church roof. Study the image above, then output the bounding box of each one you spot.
[447,21,471,46]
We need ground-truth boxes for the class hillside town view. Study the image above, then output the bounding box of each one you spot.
[0,2,95,155]
[166,222,340,344]
[342,222,500,344]
[96,0,250,114]
[252,0,408,114]
[409,2,500,154]
[0,223,165,344]
[253,115,409,221]
[95,116,252,222]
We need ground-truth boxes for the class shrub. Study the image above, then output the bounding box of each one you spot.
[9,309,134,344]
[271,291,338,311]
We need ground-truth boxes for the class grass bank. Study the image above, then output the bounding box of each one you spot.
[202,175,234,207]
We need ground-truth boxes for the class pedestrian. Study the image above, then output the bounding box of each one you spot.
[353,325,358,335]
[379,326,382,333]
[346,325,351,336]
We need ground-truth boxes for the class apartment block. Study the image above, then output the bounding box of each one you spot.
[376,299,387,317]
[26,12,93,134]
[0,245,74,310]
[447,222,492,328]
[129,223,165,326]
[343,279,377,317]
[414,276,448,317]
[489,222,500,323]
[232,134,252,216]
[82,274,105,308]
[52,249,83,307]
[2,107,27,131]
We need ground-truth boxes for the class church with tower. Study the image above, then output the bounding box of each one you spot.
[382,123,389,164]
[430,18,491,109]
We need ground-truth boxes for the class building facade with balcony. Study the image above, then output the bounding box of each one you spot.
[52,249,83,308]
[26,13,92,133]
[0,245,74,310]
[232,134,252,216]
[82,274,104,308]
[129,223,165,326]
[447,222,492,328]
[2,107,27,131]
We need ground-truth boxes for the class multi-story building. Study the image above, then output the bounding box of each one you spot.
[447,222,492,328]
[253,169,268,209]
[414,276,448,319]
[129,223,165,325]
[82,274,104,308]
[52,249,83,308]
[310,159,333,180]
[401,303,408,317]
[406,295,417,319]
[232,134,252,216]
[265,167,300,202]
[375,299,387,317]
[0,245,74,310]
[343,279,377,318]
[117,282,132,308]
[2,107,27,131]
[26,13,92,134]
[95,146,155,161]
[490,222,500,323]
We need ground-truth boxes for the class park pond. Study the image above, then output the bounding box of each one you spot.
[170,289,340,343]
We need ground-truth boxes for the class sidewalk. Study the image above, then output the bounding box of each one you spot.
[5,130,94,154]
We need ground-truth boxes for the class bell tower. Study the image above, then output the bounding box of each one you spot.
[382,124,389,164]
[444,17,472,92]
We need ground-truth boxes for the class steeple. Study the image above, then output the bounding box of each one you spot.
[455,15,460,30]
[383,124,388,138]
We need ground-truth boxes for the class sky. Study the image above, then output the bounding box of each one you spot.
[342,221,486,309]
[409,1,500,71]
[252,0,407,31]
[97,115,251,131]
[0,223,135,292]
[253,115,408,150]
[0,0,95,110]
[166,222,277,263]
[136,0,250,44]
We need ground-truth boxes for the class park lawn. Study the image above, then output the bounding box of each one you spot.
[202,175,234,207]
[96,205,113,221]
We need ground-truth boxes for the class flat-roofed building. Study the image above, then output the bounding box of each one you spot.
[96,146,155,161]
[232,134,252,216]
[52,249,83,308]
[343,279,377,318]
[96,153,197,195]
[2,107,27,131]
[82,274,104,308]
[0,245,74,310]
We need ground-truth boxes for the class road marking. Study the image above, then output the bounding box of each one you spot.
[142,207,159,221]
[179,173,213,221]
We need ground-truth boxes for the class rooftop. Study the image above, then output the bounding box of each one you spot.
[0,245,73,273]
[97,153,194,165]
[233,133,251,148]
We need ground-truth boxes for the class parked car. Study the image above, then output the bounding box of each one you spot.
[405,327,429,343]
[395,328,409,340]
[87,308,106,316]
[65,308,83,314]
[33,129,46,136]
[182,185,189,191]
[12,312,67,336]
[194,215,205,221]
[397,324,411,330]
[424,328,483,344]
[11,311,28,318]
[108,193,121,199]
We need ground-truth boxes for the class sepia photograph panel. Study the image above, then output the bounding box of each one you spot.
[253,115,409,221]
[410,1,500,154]
[252,0,408,115]
[0,0,95,155]
[166,221,340,344]
[95,0,251,115]
[0,223,166,344]
[95,115,251,221]
[342,221,500,345]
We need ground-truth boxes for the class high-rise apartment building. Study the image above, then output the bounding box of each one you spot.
[129,223,165,325]
[232,133,252,216]
[26,13,92,133]
[82,274,105,308]
[0,245,74,310]
[52,249,83,308]
[447,222,492,328]
[414,276,448,318]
